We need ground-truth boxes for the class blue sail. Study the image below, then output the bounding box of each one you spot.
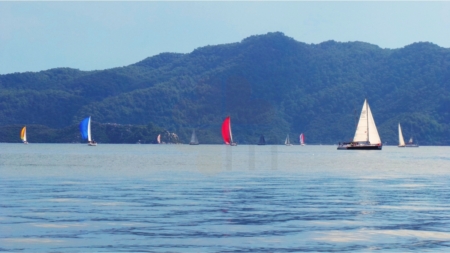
[79,117,90,140]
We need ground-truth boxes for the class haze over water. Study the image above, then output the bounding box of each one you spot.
[1,144,450,252]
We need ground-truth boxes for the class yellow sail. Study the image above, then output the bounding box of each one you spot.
[20,126,27,142]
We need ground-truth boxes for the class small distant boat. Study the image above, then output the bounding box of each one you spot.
[398,123,405,147]
[189,130,199,145]
[222,116,237,146]
[157,134,161,144]
[398,123,419,147]
[258,135,266,145]
[337,99,382,150]
[285,134,292,146]
[79,116,97,146]
[299,133,305,146]
[20,126,28,144]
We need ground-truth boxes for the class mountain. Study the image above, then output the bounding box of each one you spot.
[1,32,450,145]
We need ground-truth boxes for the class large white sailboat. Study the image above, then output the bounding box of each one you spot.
[398,123,419,147]
[337,99,382,150]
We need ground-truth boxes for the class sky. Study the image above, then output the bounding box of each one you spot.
[1,1,450,74]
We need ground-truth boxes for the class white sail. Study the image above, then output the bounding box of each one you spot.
[408,137,413,144]
[23,128,27,142]
[353,99,381,144]
[398,123,405,146]
[157,134,161,144]
[285,134,291,145]
[367,104,381,144]
[190,130,199,145]
[353,100,368,142]
[87,117,92,142]
[229,120,233,143]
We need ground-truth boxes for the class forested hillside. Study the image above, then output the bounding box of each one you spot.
[1,32,449,144]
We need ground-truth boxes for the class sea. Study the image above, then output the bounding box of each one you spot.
[1,143,450,252]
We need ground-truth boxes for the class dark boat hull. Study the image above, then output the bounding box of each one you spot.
[337,144,382,150]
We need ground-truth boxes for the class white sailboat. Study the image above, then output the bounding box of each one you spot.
[285,134,292,146]
[337,99,382,150]
[189,130,199,145]
[398,123,419,147]
[398,123,406,147]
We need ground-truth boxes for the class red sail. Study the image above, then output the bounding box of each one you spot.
[221,116,231,145]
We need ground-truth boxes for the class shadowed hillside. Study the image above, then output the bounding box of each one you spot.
[1,32,450,144]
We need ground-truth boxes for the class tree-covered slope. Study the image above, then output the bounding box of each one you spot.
[1,32,449,144]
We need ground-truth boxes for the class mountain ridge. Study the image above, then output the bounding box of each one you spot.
[1,32,449,144]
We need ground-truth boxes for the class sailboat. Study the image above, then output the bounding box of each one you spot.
[299,133,305,146]
[398,123,419,147]
[337,99,382,150]
[398,123,406,147]
[257,135,266,145]
[157,134,161,144]
[20,126,28,144]
[221,116,237,146]
[407,137,419,147]
[190,130,199,145]
[79,116,97,146]
[285,134,292,146]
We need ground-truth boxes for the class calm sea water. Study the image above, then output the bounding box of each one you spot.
[1,143,450,252]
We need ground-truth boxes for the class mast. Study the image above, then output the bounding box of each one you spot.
[229,118,233,143]
[365,99,369,142]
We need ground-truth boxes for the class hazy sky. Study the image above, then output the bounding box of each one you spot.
[1,1,450,74]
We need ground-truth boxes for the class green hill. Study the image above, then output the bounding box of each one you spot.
[1,32,449,145]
